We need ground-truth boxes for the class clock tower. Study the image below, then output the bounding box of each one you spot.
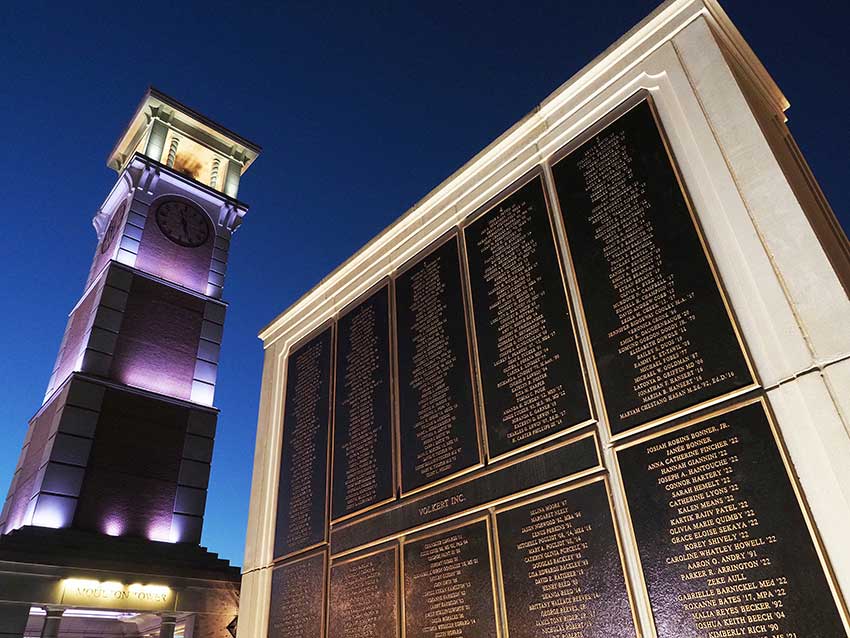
[0,88,259,638]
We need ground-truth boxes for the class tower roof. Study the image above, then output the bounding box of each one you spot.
[107,87,261,176]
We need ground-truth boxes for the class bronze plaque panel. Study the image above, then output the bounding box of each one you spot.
[332,284,394,520]
[464,175,592,458]
[496,478,636,637]
[551,98,753,436]
[403,518,498,638]
[395,235,480,493]
[329,546,399,638]
[268,550,326,638]
[616,400,846,638]
[332,432,600,554]
[274,327,333,558]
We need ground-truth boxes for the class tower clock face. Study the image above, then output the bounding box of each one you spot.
[154,200,211,248]
[100,201,128,254]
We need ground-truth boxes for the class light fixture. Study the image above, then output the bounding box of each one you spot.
[29,607,139,620]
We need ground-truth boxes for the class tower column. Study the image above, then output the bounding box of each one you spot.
[158,615,177,638]
[145,118,169,164]
[166,136,180,167]
[224,157,242,198]
[210,157,221,188]
[39,608,63,638]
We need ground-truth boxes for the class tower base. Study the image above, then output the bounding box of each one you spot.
[0,526,239,637]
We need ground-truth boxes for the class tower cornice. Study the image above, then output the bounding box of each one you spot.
[126,153,250,233]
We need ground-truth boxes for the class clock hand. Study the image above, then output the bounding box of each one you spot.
[181,215,189,238]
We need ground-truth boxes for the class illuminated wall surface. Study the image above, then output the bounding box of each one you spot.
[133,203,217,294]
[0,88,259,549]
[239,2,850,638]
[110,277,208,401]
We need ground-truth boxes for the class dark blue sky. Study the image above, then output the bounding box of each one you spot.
[0,1,847,564]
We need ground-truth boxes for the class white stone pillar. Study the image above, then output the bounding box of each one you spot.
[223,158,241,198]
[145,119,170,164]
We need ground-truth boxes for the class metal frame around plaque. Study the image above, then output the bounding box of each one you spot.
[459,168,596,464]
[400,513,503,638]
[329,278,398,524]
[330,429,603,561]
[273,321,335,562]
[612,395,850,637]
[268,547,328,638]
[547,91,759,442]
[391,230,485,498]
[328,543,400,638]
[491,474,641,638]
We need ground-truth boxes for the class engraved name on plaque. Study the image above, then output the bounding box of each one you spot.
[403,518,498,638]
[329,546,399,638]
[268,550,326,638]
[616,400,847,638]
[464,175,592,458]
[332,285,394,520]
[273,327,332,558]
[551,98,754,436]
[496,478,636,638]
[395,235,480,493]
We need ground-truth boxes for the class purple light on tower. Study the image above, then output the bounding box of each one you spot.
[103,517,123,537]
[118,366,194,402]
[147,519,174,544]
[30,497,74,529]
[169,514,195,544]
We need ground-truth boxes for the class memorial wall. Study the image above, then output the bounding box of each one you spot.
[241,2,850,637]
[261,96,847,638]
